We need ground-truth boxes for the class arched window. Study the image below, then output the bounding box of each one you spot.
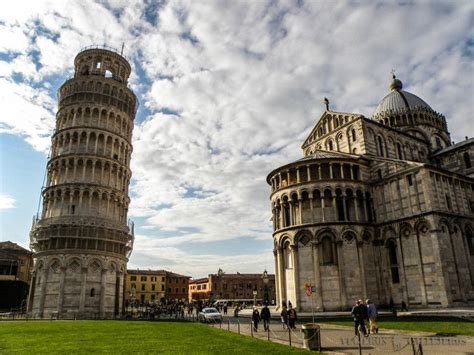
[336,189,345,221]
[377,136,385,157]
[464,152,472,169]
[328,140,334,151]
[351,129,356,141]
[396,143,403,159]
[284,243,292,269]
[445,194,452,210]
[90,288,95,297]
[284,203,291,226]
[321,236,334,265]
[387,240,400,284]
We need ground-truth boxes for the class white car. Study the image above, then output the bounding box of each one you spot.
[199,307,223,323]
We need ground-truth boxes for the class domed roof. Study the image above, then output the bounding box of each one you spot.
[373,75,433,119]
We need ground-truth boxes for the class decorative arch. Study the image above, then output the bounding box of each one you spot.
[414,218,430,234]
[295,230,313,246]
[399,222,413,238]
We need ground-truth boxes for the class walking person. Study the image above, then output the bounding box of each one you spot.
[287,304,297,329]
[223,303,228,315]
[366,299,378,334]
[280,305,288,330]
[234,305,240,318]
[260,303,271,331]
[389,297,397,316]
[351,299,368,337]
[252,307,261,332]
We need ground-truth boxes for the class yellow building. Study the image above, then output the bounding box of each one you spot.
[124,269,166,305]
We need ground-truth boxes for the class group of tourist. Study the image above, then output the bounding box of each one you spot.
[280,303,298,330]
[350,299,378,337]
[250,304,272,331]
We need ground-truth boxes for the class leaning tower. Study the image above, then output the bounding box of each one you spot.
[27,47,137,319]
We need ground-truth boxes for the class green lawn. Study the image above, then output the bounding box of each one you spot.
[0,320,309,354]
[314,316,474,336]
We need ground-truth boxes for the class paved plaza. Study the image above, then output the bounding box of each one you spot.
[218,308,474,354]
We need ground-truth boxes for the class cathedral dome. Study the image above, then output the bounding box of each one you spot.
[372,75,433,119]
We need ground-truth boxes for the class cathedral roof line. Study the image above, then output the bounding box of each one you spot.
[431,137,474,157]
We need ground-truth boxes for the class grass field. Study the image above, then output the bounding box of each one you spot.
[314,315,474,336]
[0,320,309,354]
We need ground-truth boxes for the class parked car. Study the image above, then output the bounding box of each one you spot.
[198,307,223,323]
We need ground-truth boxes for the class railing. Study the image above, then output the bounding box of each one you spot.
[79,44,130,62]
[30,215,131,234]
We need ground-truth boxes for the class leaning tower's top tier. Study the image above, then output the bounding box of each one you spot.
[74,47,132,84]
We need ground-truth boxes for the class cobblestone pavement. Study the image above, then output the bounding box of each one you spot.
[207,316,474,354]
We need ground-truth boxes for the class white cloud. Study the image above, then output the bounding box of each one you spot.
[0,195,16,209]
[0,78,55,152]
[1,0,473,277]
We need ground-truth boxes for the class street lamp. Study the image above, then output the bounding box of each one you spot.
[261,270,269,305]
[252,290,258,306]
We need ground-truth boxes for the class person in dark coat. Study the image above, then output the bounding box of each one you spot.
[389,297,397,317]
[287,305,297,329]
[252,307,261,332]
[351,299,368,336]
[260,304,271,331]
[280,305,288,329]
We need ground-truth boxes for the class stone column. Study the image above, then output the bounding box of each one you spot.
[296,168,300,183]
[309,194,314,224]
[362,196,368,222]
[318,165,322,180]
[277,248,286,306]
[82,162,86,181]
[460,232,474,286]
[73,159,78,181]
[86,133,90,154]
[99,268,107,318]
[329,163,333,179]
[38,267,49,317]
[414,232,428,305]
[273,249,281,310]
[448,231,464,301]
[356,241,367,300]
[354,196,359,221]
[57,266,67,318]
[59,194,65,216]
[321,195,325,222]
[79,267,87,314]
[397,236,410,305]
[291,245,299,310]
[336,241,347,310]
[64,165,69,183]
[312,242,323,310]
[27,272,36,313]
[91,161,96,183]
[342,193,347,221]
[307,165,311,181]
[298,198,303,225]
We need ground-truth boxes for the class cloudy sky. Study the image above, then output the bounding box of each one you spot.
[0,0,473,278]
